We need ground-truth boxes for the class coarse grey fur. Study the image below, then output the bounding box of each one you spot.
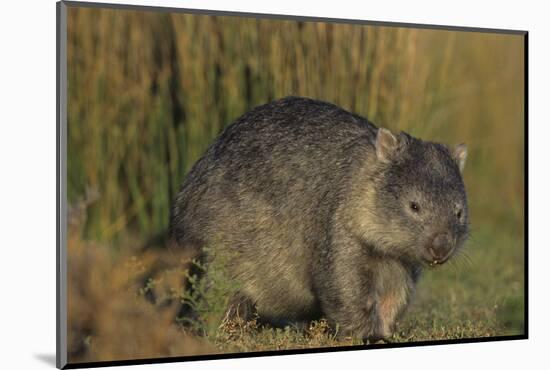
[169,96,470,341]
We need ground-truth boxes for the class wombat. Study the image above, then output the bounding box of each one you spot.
[169,96,469,342]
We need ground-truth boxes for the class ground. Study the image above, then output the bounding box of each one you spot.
[67,212,524,363]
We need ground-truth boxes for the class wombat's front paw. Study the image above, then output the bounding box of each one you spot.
[361,326,393,344]
[362,336,392,345]
[362,334,389,344]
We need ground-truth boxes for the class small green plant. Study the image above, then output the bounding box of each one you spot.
[177,248,242,344]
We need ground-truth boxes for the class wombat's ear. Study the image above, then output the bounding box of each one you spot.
[453,143,468,172]
[376,128,400,163]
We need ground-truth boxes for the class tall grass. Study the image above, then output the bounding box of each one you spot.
[67,8,524,244]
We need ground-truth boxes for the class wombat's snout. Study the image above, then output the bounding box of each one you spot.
[426,232,454,266]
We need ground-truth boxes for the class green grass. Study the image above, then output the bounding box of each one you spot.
[394,226,524,341]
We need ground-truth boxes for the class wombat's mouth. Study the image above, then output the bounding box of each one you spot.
[426,259,446,268]
[422,250,454,268]
[421,242,456,268]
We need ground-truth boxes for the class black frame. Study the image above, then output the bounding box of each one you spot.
[56,1,529,368]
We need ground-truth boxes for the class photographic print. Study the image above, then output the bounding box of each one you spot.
[57,1,527,368]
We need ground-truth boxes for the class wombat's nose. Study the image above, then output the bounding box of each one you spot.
[428,233,452,262]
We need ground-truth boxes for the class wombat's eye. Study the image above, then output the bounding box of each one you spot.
[410,201,420,213]
[456,209,463,220]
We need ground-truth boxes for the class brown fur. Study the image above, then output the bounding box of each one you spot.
[169,97,469,341]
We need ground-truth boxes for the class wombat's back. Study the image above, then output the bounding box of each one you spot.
[169,97,378,322]
[171,96,378,240]
[207,96,377,180]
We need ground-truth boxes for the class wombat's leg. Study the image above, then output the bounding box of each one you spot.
[320,247,406,342]
[360,296,398,343]
[319,272,388,341]
[335,295,391,343]
[224,292,258,322]
[323,301,386,342]
[359,280,410,343]
[355,275,410,343]
[338,297,400,343]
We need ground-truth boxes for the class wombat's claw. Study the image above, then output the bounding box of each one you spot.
[363,337,390,345]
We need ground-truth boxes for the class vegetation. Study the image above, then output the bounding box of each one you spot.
[66,5,525,363]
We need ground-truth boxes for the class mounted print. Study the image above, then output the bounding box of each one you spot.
[56,1,528,368]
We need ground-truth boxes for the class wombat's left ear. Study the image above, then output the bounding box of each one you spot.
[375,128,399,163]
[453,144,468,173]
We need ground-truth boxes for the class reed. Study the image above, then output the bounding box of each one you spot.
[67,7,524,245]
